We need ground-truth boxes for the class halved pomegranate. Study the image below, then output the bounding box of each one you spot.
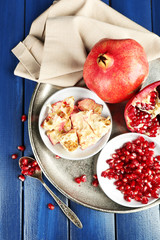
[124,81,160,137]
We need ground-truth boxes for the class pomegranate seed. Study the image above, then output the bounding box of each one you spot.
[74,177,81,184]
[80,175,87,182]
[18,175,25,181]
[18,145,25,151]
[151,190,159,198]
[21,158,28,165]
[92,179,99,187]
[93,174,98,179]
[35,166,41,171]
[21,170,29,175]
[134,196,142,201]
[31,160,38,167]
[124,195,131,202]
[117,185,125,191]
[101,171,108,178]
[21,114,27,122]
[11,154,18,159]
[112,153,119,159]
[141,196,149,204]
[21,166,29,171]
[48,203,55,210]
[55,155,61,159]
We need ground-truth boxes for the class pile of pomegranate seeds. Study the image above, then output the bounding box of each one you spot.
[19,158,40,179]
[74,175,87,184]
[101,136,160,204]
[127,105,159,137]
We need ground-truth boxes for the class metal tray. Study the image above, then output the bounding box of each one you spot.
[28,80,160,213]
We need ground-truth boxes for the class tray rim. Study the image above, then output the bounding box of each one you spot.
[28,83,160,213]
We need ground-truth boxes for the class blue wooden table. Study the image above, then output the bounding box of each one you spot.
[1,0,160,239]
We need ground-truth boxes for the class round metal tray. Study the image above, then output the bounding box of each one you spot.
[28,83,160,213]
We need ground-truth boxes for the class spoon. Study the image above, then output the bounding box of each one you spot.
[19,156,83,229]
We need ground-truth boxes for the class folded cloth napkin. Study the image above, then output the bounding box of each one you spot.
[12,0,160,87]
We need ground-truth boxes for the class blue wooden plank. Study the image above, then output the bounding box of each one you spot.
[111,0,152,31]
[0,0,25,239]
[70,203,115,240]
[116,207,160,240]
[23,1,68,239]
[110,0,160,239]
[152,0,160,36]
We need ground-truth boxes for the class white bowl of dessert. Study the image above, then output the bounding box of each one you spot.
[39,87,112,160]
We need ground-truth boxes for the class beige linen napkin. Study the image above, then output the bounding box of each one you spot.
[12,0,160,87]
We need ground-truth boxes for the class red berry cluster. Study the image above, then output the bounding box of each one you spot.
[101,136,160,204]
[74,175,87,184]
[19,158,40,181]
[74,174,99,187]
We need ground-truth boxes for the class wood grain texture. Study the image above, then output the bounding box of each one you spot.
[0,0,25,239]
[70,203,115,240]
[23,1,68,240]
[110,0,160,239]
[111,0,152,30]
[116,207,160,240]
[152,0,160,35]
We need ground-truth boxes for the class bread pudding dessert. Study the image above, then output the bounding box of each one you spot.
[41,97,111,152]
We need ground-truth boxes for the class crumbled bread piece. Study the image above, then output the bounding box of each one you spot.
[41,113,69,131]
[51,96,74,117]
[71,112,99,150]
[84,111,111,138]
[78,98,103,114]
[59,129,78,152]
[47,130,62,145]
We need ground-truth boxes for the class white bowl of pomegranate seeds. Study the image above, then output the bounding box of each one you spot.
[97,133,160,207]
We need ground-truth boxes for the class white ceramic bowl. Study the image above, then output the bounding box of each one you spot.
[39,87,112,160]
[97,133,160,207]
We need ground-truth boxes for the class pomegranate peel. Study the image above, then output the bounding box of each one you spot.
[125,81,160,137]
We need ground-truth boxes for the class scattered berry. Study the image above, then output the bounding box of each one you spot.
[92,179,99,187]
[11,154,18,159]
[21,115,27,122]
[93,174,98,179]
[55,155,61,159]
[18,175,25,182]
[48,203,55,210]
[18,145,25,151]
[74,175,87,184]
[80,175,87,182]
[74,177,81,184]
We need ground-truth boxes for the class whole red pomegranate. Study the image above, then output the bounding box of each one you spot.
[83,39,149,103]
[124,81,160,137]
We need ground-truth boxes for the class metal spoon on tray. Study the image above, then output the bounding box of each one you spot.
[19,156,83,229]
